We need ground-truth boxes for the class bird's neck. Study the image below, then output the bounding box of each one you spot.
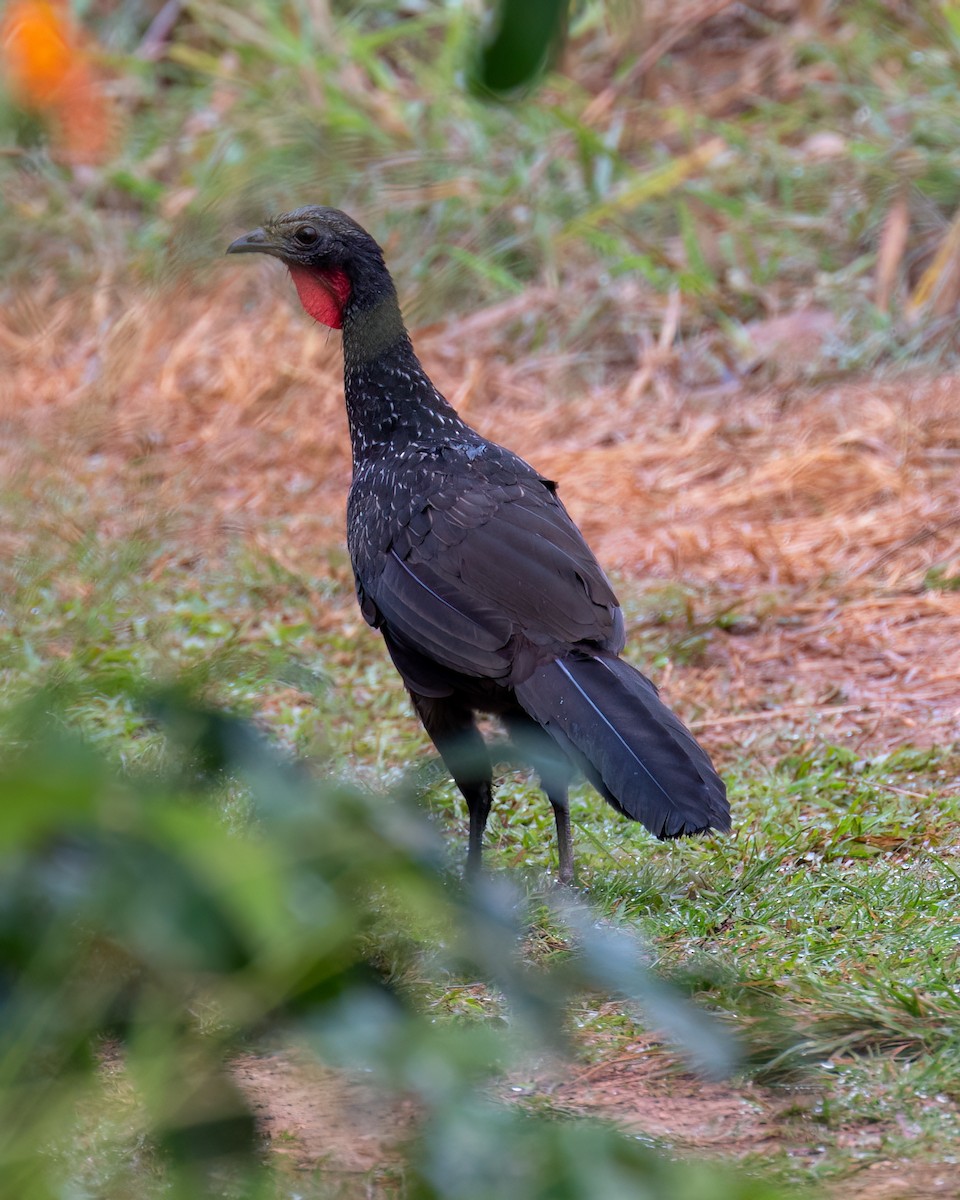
[340,293,466,462]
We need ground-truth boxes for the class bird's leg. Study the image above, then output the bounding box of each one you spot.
[504,712,576,885]
[410,694,493,878]
[464,779,493,879]
[549,793,575,886]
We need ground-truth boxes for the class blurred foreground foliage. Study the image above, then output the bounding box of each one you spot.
[0,679,791,1199]
[471,0,569,95]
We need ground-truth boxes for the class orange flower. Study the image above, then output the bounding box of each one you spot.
[2,0,75,106]
[1,0,112,162]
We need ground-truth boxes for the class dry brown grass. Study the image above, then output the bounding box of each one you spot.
[2,269,958,763]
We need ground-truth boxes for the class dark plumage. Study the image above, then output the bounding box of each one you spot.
[227,207,730,881]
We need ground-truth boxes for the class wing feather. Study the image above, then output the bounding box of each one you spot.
[356,454,623,687]
[372,550,513,678]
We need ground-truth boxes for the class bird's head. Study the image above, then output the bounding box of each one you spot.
[226,206,390,330]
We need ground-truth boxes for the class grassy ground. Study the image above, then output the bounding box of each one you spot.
[2,1,960,1196]
[3,362,959,1193]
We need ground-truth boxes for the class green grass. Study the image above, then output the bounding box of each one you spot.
[2,523,958,1192]
[0,553,798,1197]
[6,2,960,378]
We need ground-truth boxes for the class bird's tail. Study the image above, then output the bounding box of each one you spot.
[513,653,729,839]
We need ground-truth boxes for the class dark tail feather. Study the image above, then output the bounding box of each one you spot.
[514,653,729,839]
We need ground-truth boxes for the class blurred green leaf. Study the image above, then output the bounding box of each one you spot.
[0,680,783,1199]
[471,0,570,96]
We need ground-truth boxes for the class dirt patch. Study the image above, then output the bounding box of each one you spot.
[531,1041,791,1154]
[831,1162,960,1199]
[232,1043,793,1174]
[234,1050,415,1182]
[234,1044,960,1199]
[540,1054,960,1198]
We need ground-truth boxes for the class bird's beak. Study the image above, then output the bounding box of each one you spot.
[226,227,282,257]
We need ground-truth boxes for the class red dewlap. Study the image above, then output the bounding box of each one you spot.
[288,265,352,329]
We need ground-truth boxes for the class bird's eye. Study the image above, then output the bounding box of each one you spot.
[294,224,319,246]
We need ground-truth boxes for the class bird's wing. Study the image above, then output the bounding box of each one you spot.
[358,466,624,686]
